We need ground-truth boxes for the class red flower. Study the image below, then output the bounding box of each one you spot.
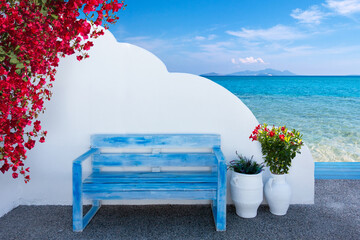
[269,131,275,137]
[281,126,286,132]
[0,0,124,182]
[12,173,18,179]
[24,139,36,150]
[34,120,41,132]
[39,137,45,143]
[279,134,285,141]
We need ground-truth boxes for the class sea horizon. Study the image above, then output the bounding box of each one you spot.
[205,75,360,163]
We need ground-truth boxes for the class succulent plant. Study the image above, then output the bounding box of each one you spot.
[228,152,264,174]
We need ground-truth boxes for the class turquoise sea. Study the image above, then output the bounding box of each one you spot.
[206,76,360,162]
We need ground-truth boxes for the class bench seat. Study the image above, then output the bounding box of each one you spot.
[84,171,218,183]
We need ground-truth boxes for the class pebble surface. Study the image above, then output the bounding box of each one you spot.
[0,180,359,240]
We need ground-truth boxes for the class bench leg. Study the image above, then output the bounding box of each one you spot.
[82,200,101,230]
[73,190,83,232]
[212,196,226,231]
[73,198,101,232]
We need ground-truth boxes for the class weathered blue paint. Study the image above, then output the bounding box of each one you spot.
[92,153,217,167]
[83,182,217,191]
[83,190,217,200]
[73,148,99,232]
[315,162,360,179]
[73,134,226,232]
[84,171,218,183]
[91,134,221,148]
[213,147,227,231]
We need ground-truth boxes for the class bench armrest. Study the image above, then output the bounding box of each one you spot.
[73,148,99,165]
[213,147,226,165]
[73,148,99,194]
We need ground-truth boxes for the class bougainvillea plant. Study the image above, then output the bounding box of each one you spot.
[0,0,125,182]
[249,124,303,174]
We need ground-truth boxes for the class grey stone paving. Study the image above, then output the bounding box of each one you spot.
[0,180,359,240]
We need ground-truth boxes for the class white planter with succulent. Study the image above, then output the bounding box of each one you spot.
[228,153,264,218]
[249,124,304,216]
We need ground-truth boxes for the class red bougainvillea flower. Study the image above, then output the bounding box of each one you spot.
[0,0,125,183]
[281,126,286,132]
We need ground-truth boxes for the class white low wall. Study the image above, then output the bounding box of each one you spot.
[0,29,314,216]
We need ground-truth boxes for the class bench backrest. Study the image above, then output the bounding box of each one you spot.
[91,134,220,148]
[90,134,221,170]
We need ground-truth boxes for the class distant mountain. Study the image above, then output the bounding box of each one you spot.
[200,72,221,76]
[200,68,295,76]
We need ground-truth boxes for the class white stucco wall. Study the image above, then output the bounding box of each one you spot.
[0,29,314,216]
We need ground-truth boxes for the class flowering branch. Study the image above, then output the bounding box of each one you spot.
[0,0,125,182]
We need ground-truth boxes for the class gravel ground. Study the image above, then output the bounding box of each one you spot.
[0,180,359,240]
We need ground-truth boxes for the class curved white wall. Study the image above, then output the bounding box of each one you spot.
[0,29,314,216]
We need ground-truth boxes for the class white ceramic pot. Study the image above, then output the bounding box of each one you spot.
[230,171,263,218]
[264,173,291,215]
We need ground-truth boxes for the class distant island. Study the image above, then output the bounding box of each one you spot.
[201,68,296,76]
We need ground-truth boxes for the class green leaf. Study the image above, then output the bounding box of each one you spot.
[51,14,58,20]
[10,56,19,65]
[16,63,25,69]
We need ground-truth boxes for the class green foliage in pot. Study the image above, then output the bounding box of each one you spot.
[249,124,303,174]
[228,152,264,174]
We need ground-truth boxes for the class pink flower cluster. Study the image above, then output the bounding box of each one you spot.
[0,0,125,182]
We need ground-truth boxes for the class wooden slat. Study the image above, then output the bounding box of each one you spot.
[315,162,360,179]
[92,153,217,167]
[90,134,220,148]
[84,171,217,183]
[83,190,216,200]
[83,182,217,192]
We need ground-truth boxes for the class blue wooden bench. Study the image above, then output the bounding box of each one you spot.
[72,134,227,232]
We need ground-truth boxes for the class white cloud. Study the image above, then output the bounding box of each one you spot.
[291,6,325,24]
[326,0,360,15]
[208,34,216,40]
[195,34,217,41]
[232,57,265,64]
[195,36,206,41]
[226,25,304,41]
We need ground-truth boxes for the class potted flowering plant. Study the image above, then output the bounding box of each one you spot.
[228,153,264,218]
[249,124,303,215]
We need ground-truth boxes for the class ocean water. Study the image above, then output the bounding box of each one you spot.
[206,76,360,162]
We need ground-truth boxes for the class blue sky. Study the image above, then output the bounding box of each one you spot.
[109,0,360,75]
